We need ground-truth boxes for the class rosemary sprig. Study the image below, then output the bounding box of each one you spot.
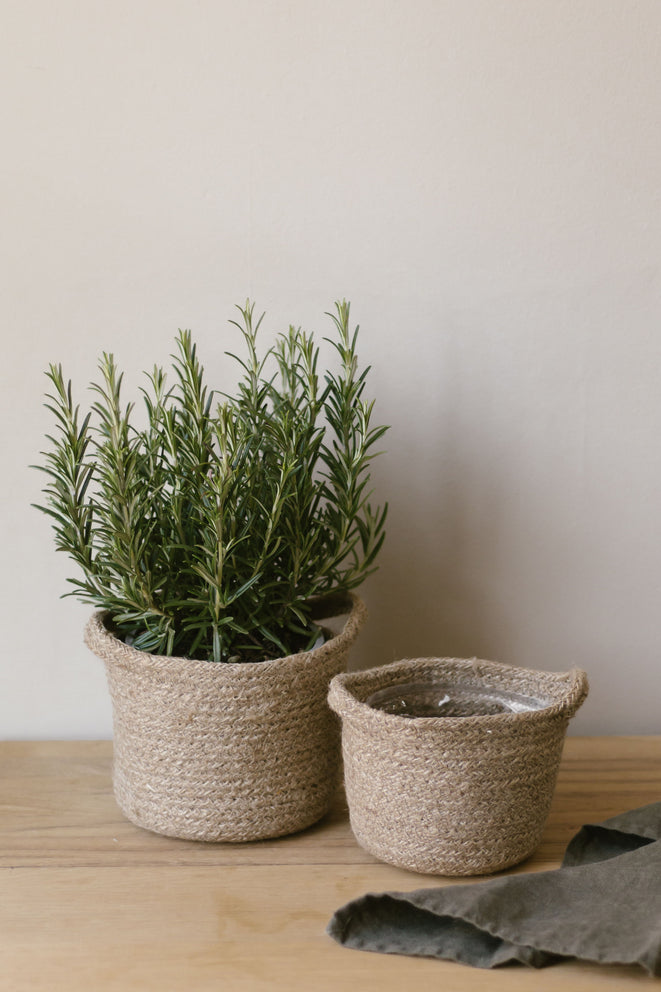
[33,301,388,662]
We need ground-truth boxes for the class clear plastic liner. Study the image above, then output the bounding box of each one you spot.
[366,680,550,718]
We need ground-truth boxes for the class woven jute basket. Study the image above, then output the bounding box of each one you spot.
[85,594,366,842]
[328,656,588,876]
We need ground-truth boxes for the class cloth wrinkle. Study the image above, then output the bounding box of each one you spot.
[328,801,661,975]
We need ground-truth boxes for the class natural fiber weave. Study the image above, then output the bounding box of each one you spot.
[85,595,366,842]
[328,657,588,876]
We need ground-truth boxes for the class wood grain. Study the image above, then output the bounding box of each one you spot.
[1,737,660,990]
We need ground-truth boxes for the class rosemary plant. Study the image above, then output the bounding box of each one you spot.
[34,301,388,662]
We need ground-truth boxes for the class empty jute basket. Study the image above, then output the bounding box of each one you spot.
[328,657,588,876]
[84,594,366,842]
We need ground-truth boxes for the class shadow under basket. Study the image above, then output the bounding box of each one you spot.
[84,594,366,842]
[328,657,588,876]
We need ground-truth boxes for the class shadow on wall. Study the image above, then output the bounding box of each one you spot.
[353,453,513,671]
[351,416,580,676]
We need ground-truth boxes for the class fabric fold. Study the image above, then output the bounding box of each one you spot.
[328,802,661,975]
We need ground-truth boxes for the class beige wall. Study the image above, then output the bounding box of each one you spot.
[3,0,660,736]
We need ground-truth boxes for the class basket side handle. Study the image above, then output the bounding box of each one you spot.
[561,667,589,719]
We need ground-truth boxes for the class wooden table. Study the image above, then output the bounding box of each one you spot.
[1,737,660,991]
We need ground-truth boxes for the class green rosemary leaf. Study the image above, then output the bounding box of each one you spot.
[33,301,388,661]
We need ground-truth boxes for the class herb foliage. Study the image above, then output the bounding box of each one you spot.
[34,301,388,662]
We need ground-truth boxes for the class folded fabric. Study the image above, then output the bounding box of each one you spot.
[328,802,661,975]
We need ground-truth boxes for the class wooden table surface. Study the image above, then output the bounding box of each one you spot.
[1,737,660,991]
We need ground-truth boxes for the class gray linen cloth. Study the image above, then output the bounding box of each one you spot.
[328,802,661,975]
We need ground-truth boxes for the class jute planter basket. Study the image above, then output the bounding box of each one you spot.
[328,657,588,876]
[85,594,366,842]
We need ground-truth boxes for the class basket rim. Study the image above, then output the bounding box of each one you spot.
[328,655,588,727]
[84,592,367,681]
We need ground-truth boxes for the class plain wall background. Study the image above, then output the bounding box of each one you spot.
[2,0,660,738]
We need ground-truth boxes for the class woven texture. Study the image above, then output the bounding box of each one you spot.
[328,657,588,876]
[85,595,366,842]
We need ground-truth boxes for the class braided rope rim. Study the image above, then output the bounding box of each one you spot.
[86,592,368,679]
[328,656,588,730]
